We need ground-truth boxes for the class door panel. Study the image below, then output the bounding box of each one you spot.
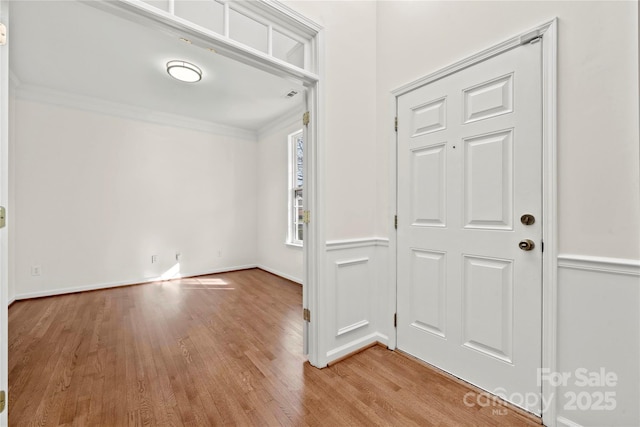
[463,129,513,229]
[411,143,446,226]
[410,249,446,337]
[462,255,513,362]
[397,42,542,414]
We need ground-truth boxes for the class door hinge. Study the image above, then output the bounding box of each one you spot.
[0,390,5,413]
[394,313,397,328]
[302,111,310,127]
[520,29,542,45]
[0,23,6,46]
[303,308,311,322]
[302,210,310,225]
[541,240,544,253]
[0,206,5,229]
[394,215,398,230]
[394,116,398,132]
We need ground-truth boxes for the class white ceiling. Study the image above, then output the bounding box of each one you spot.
[9,1,305,131]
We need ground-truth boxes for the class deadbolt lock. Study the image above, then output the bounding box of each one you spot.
[519,239,535,251]
[520,214,535,225]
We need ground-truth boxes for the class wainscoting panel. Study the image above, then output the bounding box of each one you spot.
[324,238,389,362]
[555,255,639,427]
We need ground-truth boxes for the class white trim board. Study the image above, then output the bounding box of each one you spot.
[326,237,389,251]
[15,84,258,141]
[388,18,558,427]
[556,417,584,427]
[557,254,640,276]
[13,264,258,301]
[11,265,306,303]
[256,265,303,285]
[325,332,380,361]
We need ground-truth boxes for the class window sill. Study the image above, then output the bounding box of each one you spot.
[285,242,303,249]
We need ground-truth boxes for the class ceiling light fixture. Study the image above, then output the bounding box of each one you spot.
[166,60,202,83]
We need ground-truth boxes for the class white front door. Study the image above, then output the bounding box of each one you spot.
[396,41,543,414]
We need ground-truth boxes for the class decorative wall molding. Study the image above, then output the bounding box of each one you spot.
[334,256,370,337]
[326,237,389,251]
[256,265,303,285]
[335,257,369,267]
[14,84,258,141]
[557,254,640,276]
[337,319,369,336]
[13,264,258,301]
[322,238,390,366]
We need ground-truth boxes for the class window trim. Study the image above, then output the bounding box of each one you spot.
[287,129,304,247]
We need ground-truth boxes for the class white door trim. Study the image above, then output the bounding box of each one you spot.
[388,19,558,426]
[0,0,8,423]
[8,0,325,369]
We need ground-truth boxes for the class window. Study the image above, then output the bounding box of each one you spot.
[287,130,304,246]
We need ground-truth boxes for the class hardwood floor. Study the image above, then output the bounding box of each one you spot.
[9,268,540,426]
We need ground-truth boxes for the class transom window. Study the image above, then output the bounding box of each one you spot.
[140,0,312,70]
[288,130,304,246]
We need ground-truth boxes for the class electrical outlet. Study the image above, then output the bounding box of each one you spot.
[151,255,158,264]
[175,252,181,261]
[31,265,41,276]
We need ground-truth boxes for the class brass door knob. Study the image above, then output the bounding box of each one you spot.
[519,239,535,251]
[520,214,535,225]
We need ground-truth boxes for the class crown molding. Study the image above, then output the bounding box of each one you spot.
[14,84,258,141]
[257,104,305,139]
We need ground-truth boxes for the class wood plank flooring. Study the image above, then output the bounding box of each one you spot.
[9,268,540,426]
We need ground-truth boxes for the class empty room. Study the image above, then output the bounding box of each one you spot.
[0,1,638,426]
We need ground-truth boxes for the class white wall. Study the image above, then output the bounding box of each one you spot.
[256,114,304,283]
[283,0,379,241]
[281,0,383,366]
[12,97,258,298]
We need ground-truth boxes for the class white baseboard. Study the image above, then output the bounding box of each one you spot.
[256,265,303,285]
[13,264,258,301]
[375,332,390,347]
[7,298,15,307]
[325,332,380,362]
[556,416,583,427]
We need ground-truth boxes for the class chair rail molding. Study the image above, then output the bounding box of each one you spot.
[557,254,640,276]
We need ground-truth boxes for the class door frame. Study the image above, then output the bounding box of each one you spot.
[0,0,8,424]
[388,19,558,426]
[2,0,325,371]
[76,1,327,369]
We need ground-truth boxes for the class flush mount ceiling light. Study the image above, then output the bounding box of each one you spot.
[166,60,202,83]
